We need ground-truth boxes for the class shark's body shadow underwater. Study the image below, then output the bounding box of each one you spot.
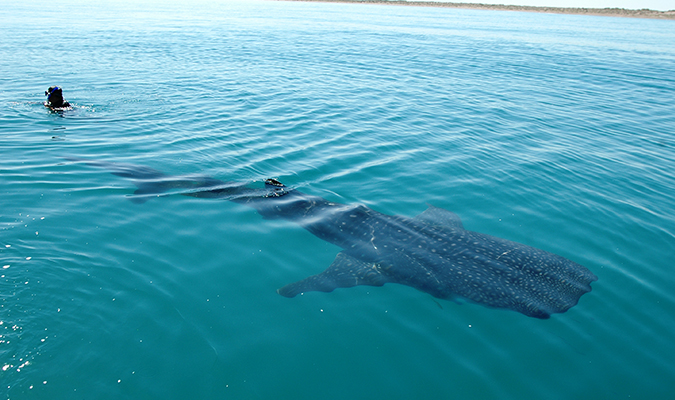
[69,158,597,319]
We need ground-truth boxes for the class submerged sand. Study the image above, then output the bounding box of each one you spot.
[277,0,675,20]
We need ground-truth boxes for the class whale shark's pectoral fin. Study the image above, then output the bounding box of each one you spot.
[414,205,464,230]
[277,252,390,298]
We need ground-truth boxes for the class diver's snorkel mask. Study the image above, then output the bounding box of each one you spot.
[45,86,60,97]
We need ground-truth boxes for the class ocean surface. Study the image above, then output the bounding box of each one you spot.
[2,0,674,398]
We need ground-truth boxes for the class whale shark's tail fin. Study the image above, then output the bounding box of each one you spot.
[64,157,168,180]
[65,157,291,203]
[65,157,216,203]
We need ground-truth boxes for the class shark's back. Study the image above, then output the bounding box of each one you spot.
[279,205,597,319]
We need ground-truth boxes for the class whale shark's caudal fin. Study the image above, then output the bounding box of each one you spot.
[277,252,390,297]
[66,157,257,202]
[64,157,168,180]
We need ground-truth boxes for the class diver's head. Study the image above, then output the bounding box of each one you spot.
[45,86,66,107]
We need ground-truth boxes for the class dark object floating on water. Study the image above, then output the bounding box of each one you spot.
[68,158,598,319]
[44,86,71,110]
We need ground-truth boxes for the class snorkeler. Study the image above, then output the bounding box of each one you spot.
[44,86,71,110]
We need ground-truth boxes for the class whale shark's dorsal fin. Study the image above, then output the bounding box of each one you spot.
[277,252,390,297]
[413,205,464,230]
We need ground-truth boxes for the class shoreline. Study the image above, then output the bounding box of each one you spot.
[276,0,675,20]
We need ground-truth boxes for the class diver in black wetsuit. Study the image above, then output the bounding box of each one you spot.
[44,86,71,110]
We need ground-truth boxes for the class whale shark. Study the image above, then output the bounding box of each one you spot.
[68,158,597,319]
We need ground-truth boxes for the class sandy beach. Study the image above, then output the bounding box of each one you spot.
[277,0,675,20]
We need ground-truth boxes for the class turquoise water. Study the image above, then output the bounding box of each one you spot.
[2,0,675,398]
